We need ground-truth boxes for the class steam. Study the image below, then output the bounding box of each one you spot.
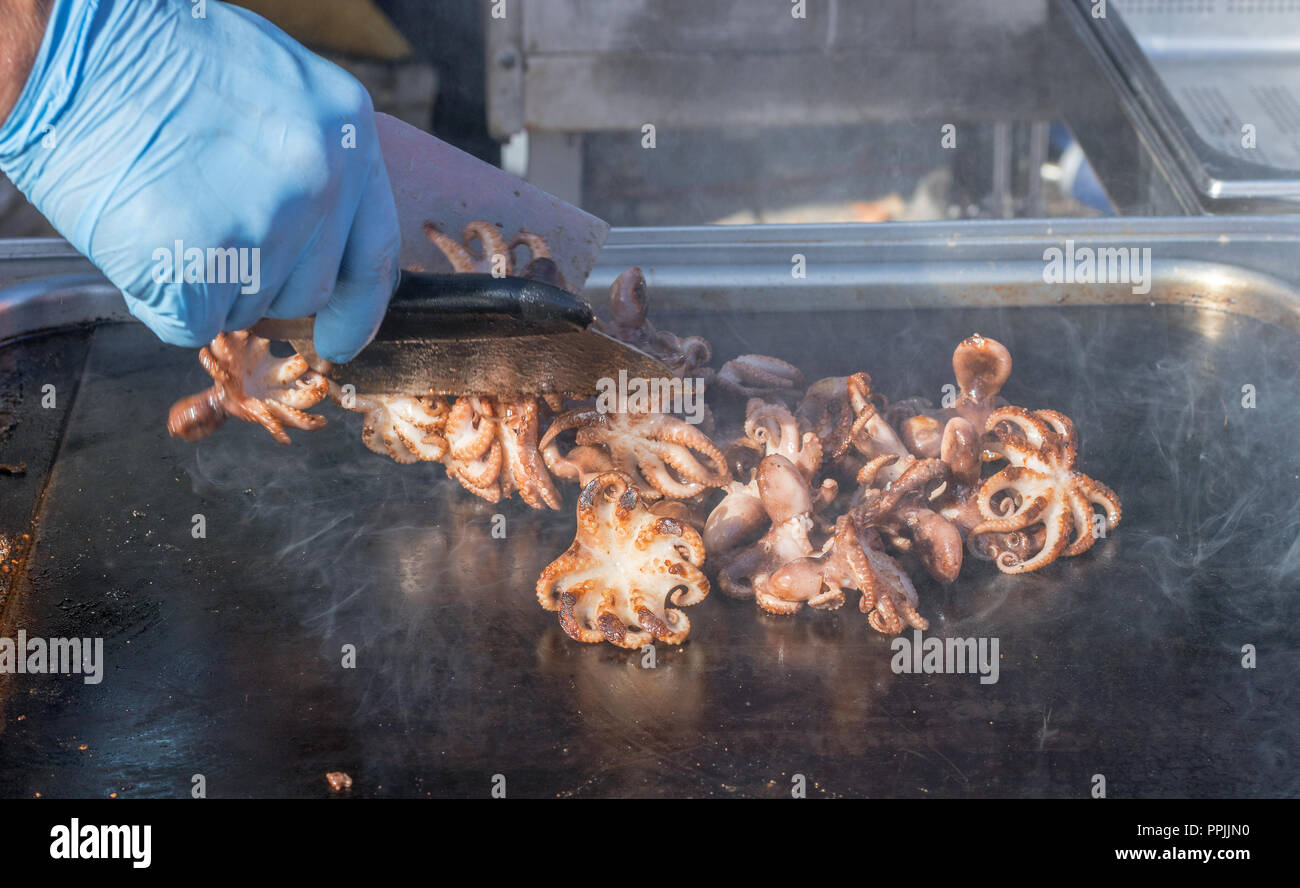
[163,300,1300,793]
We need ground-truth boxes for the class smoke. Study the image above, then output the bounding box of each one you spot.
[156,300,1299,795]
[181,403,560,727]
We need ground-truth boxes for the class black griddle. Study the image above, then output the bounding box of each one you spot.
[0,303,1296,798]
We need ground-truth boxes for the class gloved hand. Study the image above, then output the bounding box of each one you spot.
[0,0,400,363]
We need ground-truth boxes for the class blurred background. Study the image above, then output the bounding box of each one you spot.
[7,0,1300,233]
[0,0,1119,236]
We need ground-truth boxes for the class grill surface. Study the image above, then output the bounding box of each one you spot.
[1,299,1296,798]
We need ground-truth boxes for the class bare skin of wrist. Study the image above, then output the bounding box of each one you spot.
[0,0,53,125]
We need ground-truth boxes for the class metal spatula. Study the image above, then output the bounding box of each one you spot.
[249,113,669,396]
[254,271,669,397]
[375,113,610,291]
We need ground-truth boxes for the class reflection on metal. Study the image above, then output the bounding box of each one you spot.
[1107,0,1300,202]
[582,219,1300,332]
[0,273,127,344]
[6,218,1300,344]
[1051,0,1201,215]
[1060,0,1300,212]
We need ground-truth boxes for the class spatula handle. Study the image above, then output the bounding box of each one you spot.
[381,271,593,337]
[249,271,595,344]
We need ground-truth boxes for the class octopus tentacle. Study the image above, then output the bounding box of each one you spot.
[717,545,766,599]
[649,419,729,478]
[333,389,450,463]
[442,396,561,508]
[753,590,805,615]
[986,406,1058,454]
[447,398,497,461]
[865,544,927,631]
[592,267,714,378]
[1062,485,1099,557]
[866,592,902,635]
[449,439,503,490]
[498,397,562,510]
[542,442,614,487]
[539,408,605,449]
[1081,476,1123,529]
[839,521,879,612]
[462,221,510,275]
[510,230,551,261]
[423,222,477,273]
[856,454,901,487]
[845,372,911,477]
[235,397,291,444]
[648,440,725,490]
[1033,409,1078,452]
[634,452,706,499]
[743,399,822,479]
[994,503,1071,574]
[536,549,589,610]
[545,408,730,501]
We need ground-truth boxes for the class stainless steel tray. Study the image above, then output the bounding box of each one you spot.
[1,220,1297,798]
[7,217,1300,334]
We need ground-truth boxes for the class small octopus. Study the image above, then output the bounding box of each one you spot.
[850,454,964,585]
[970,406,1122,573]
[714,454,829,611]
[536,472,710,648]
[540,407,730,500]
[331,388,450,464]
[794,374,864,465]
[167,330,329,445]
[710,354,805,401]
[444,396,561,510]
[705,399,836,555]
[769,515,929,635]
[814,371,914,481]
[891,333,1013,487]
[735,398,825,481]
[714,453,927,634]
[592,266,712,378]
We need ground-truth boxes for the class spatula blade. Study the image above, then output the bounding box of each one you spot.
[377,113,609,292]
[326,328,669,399]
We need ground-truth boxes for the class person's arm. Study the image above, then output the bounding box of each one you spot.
[0,0,399,363]
[0,0,51,123]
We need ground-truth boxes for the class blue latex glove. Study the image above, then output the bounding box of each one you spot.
[0,0,400,363]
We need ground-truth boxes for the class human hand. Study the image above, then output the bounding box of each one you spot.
[0,0,400,363]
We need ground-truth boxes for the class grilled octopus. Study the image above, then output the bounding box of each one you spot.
[165,243,1123,648]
